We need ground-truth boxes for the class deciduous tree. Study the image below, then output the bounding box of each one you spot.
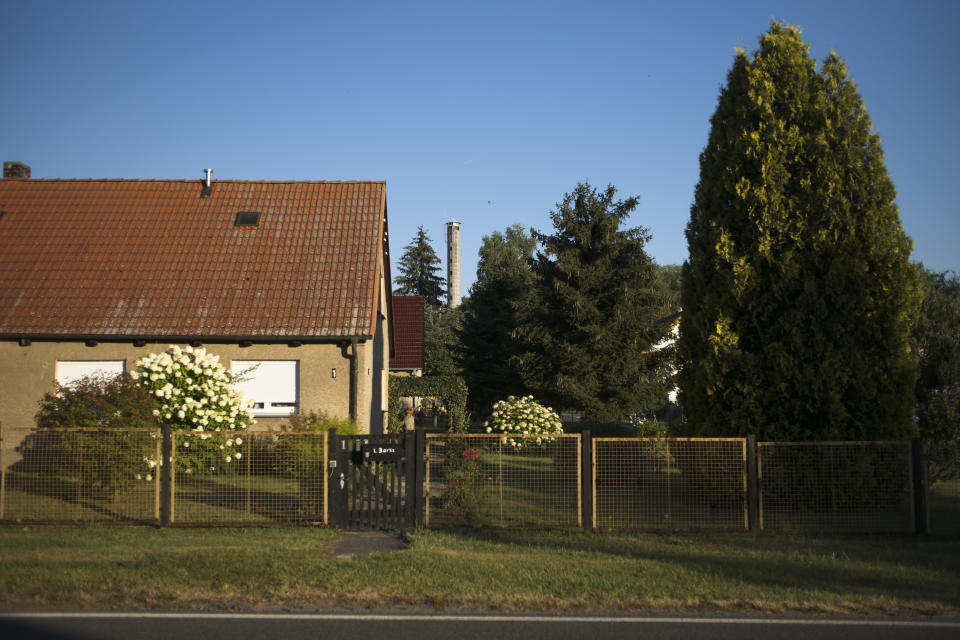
[914,266,960,399]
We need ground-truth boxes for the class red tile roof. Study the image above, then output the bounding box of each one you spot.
[389,296,424,370]
[0,178,388,340]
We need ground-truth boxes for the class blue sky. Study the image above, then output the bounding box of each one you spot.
[3,0,957,296]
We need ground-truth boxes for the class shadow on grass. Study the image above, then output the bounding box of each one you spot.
[440,527,960,608]
[2,472,154,522]
[2,470,323,524]
[171,475,324,523]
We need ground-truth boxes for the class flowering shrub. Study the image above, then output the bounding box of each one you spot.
[484,395,562,450]
[131,345,255,475]
[916,384,960,483]
[417,398,447,417]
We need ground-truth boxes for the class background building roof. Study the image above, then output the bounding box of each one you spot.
[389,296,425,371]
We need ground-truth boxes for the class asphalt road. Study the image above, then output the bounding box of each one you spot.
[3,613,960,640]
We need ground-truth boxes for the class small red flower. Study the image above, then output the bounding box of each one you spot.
[450,479,456,485]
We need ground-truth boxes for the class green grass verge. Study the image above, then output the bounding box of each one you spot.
[0,524,958,616]
[930,479,960,536]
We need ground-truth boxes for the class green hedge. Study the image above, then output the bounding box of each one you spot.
[388,375,468,433]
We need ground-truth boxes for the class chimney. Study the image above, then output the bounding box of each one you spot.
[200,168,213,197]
[446,220,461,308]
[3,161,31,179]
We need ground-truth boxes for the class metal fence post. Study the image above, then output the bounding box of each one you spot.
[911,438,929,534]
[404,428,416,530]
[581,430,594,533]
[326,429,342,527]
[0,421,5,520]
[746,434,759,532]
[159,423,172,527]
[415,429,427,527]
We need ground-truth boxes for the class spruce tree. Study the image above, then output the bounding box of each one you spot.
[516,183,674,421]
[458,224,537,413]
[679,23,921,440]
[394,226,447,306]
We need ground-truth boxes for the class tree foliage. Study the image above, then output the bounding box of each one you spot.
[914,266,960,398]
[654,264,682,314]
[514,182,674,421]
[458,224,537,413]
[393,226,447,306]
[679,22,921,440]
[33,374,158,497]
[36,374,157,431]
[424,304,463,377]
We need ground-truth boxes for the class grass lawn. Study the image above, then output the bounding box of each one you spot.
[0,524,958,616]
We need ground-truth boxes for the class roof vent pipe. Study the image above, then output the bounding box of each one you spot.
[203,168,213,187]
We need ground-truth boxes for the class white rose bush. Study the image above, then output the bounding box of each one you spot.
[484,395,562,450]
[131,345,255,475]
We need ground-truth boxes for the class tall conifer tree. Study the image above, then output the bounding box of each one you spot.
[679,23,921,440]
[394,226,447,306]
[516,183,674,421]
[458,224,537,413]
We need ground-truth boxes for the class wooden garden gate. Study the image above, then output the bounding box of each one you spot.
[328,432,423,530]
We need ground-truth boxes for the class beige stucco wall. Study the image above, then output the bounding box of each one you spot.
[353,268,391,434]
[0,340,376,448]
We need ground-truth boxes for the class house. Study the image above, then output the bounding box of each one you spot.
[0,164,393,442]
[389,295,425,377]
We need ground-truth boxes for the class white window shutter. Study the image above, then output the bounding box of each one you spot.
[232,361,299,416]
[56,361,125,387]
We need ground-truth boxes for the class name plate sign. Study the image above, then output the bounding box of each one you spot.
[361,443,401,463]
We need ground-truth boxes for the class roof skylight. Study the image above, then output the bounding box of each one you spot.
[235,211,261,227]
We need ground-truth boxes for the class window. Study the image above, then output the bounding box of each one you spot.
[231,360,299,416]
[56,360,125,387]
[234,211,261,226]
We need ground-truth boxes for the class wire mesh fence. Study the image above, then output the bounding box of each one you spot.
[425,434,581,528]
[2,425,941,534]
[169,431,328,525]
[593,438,747,531]
[926,439,960,536]
[1,428,328,525]
[1,428,161,523]
[758,441,914,533]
